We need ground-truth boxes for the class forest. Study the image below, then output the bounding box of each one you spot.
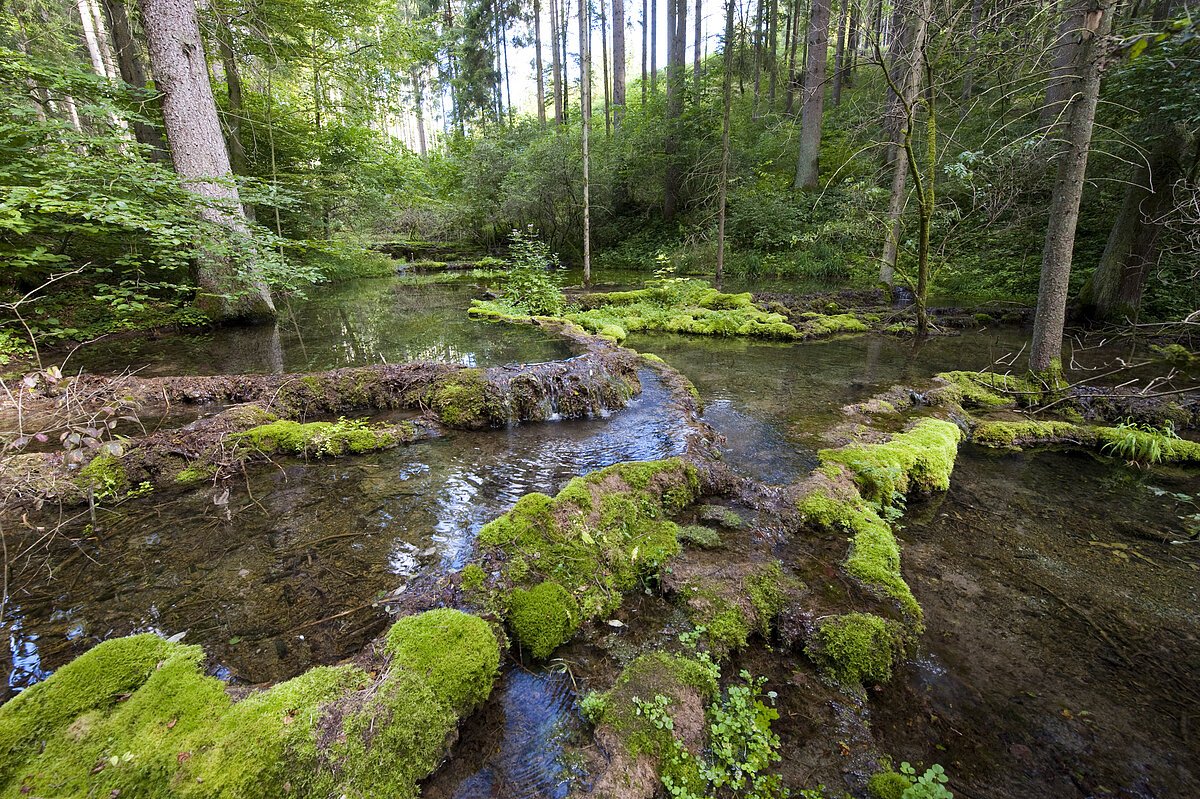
[1,0,1199,796]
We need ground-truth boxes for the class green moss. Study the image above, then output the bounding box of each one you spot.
[931,370,1042,409]
[0,609,502,798]
[78,454,129,500]
[1096,424,1200,464]
[479,458,699,620]
[697,504,744,529]
[807,612,901,690]
[798,312,869,337]
[798,490,921,620]
[174,462,217,485]
[868,766,913,799]
[971,420,1088,449]
[640,352,667,364]
[746,561,789,637]
[232,418,405,457]
[592,652,719,758]
[426,368,493,428]
[507,581,582,659]
[460,563,487,592]
[677,524,722,549]
[818,418,962,507]
[385,608,500,713]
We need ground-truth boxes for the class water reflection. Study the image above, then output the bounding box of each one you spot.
[66,281,572,376]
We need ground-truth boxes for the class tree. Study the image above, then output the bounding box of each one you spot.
[1029,0,1117,374]
[551,0,565,123]
[99,0,168,158]
[663,0,686,221]
[138,0,276,322]
[794,0,831,189]
[580,0,592,283]
[535,0,547,123]
[613,0,626,127]
[715,0,735,286]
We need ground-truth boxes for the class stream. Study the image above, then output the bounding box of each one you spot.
[4,273,1198,798]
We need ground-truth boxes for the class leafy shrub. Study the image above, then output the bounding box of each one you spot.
[499,227,564,315]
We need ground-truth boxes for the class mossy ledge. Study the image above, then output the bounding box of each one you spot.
[469,278,872,343]
[798,419,965,624]
[807,612,904,694]
[971,419,1200,463]
[474,458,701,657]
[0,608,500,798]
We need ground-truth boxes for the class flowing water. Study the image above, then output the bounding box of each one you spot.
[6,272,1199,798]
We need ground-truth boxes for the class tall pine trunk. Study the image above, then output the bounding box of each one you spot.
[1030,0,1116,375]
[831,0,848,104]
[793,0,830,189]
[716,0,735,286]
[663,0,686,222]
[138,0,275,323]
[551,0,564,124]
[100,0,168,159]
[614,0,626,126]
[535,0,547,123]
[580,0,592,284]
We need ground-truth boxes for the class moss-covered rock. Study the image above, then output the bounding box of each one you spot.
[425,368,493,428]
[676,524,722,549]
[77,454,129,499]
[506,581,582,659]
[807,612,902,691]
[868,765,914,799]
[0,610,502,798]
[971,420,1091,449]
[232,417,411,457]
[478,458,700,621]
[929,370,1043,409]
[818,418,962,507]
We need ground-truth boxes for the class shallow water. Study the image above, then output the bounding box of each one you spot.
[877,446,1200,798]
[65,279,571,376]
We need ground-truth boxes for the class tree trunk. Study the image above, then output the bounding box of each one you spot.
[878,0,928,286]
[651,0,658,92]
[1039,1,1087,130]
[215,15,248,175]
[138,0,276,323]
[793,0,830,189]
[580,0,592,285]
[766,0,779,105]
[535,0,547,123]
[412,68,428,154]
[832,0,848,105]
[642,0,648,103]
[716,0,736,287]
[960,0,982,101]
[99,0,169,159]
[551,0,565,123]
[1029,0,1115,375]
[560,0,570,114]
[601,0,612,134]
[663,0,686,222]
[752,0,765,117]
[614,0,626,126]
[78,0,114,78]
[784,0,802,112]
[694,0,703,96]
[1078,135,1184,321]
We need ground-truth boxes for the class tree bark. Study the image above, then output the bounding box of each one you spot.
[535,0,547,123]
[580,0,592,285]
[614,0,626,126]
[663,0,686,222]
[138,0,276,323]
[694,0,703,96]
[752,0,765,117]
[1039,1,1087,130]
[214,15,248,176]
[1078,134,1184,321]
[784,0,802,112]
[878,0,928,286]
[767,0,779,105]
[716,0,736,287]
[551,0,565,124]
[411,68,428,154]
[99,0,169,159]
[960,0,982,101]
[601,0,613,134]
[1029,0,1116,374]
[832,0,848,104]
[651,0,658,92]
[793,0,831,189]
[642,0,648,103]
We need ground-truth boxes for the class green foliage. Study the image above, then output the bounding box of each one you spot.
[1098,420,1199,465]
[498,227,564,315]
